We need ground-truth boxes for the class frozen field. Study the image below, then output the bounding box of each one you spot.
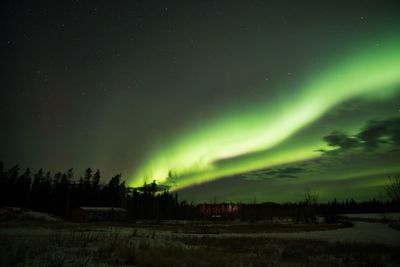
[262,221,400,245]
[340,212,400,221]
[1,219,399,266]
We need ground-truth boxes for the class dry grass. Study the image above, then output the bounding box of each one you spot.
[0,223,399,267]
[175,235,400,266]
[131,220,348,234]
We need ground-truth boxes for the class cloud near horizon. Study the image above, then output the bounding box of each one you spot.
[322,117,400,153]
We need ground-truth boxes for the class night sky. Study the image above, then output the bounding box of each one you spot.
[1,1,400,203]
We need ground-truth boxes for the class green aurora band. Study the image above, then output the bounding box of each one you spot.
[130,35,400,190]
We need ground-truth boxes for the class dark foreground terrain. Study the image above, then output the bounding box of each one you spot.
[1,219,399,267]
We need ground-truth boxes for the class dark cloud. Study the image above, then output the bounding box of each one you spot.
[276,174,298,178]
[323,131,359,150]
[243,166,305,180]
[277,167,305,174]
[322,117,400,153]
[358,117,400,148]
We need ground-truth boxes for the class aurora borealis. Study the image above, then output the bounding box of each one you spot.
[132,36,400,190]
[1,1,400,202]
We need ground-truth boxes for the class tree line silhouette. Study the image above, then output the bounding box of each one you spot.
[0,162,399,221]
[0,162,183,219]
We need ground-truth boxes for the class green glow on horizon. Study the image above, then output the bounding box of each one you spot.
[129,35,400,189]
[336,166,400,185]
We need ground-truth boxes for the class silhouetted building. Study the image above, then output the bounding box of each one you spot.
[197,203,240,218]
[71,207,127,222]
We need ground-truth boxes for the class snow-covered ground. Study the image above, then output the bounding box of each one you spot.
[340,212,400,221]
[260,221,400,245]
[0,207,61,222]
[1,221,398,246]
[160,221,399,246]
[1,219,399,266]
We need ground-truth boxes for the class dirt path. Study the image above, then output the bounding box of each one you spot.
[283,221,400,245]
[211,222,400,245]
